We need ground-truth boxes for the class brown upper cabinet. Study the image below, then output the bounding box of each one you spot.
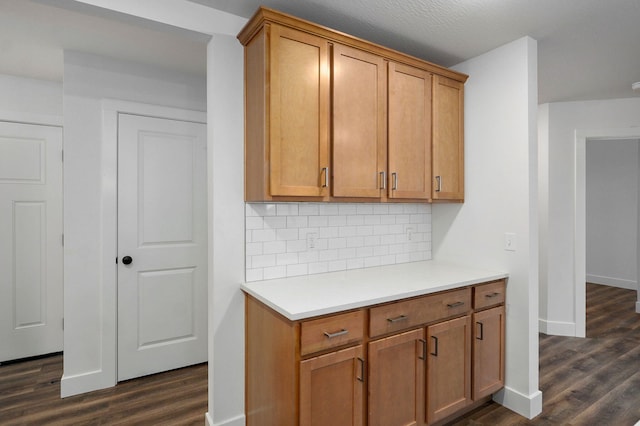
[238,7,468,202]
[433,75,465,201]
[388,62,432,200]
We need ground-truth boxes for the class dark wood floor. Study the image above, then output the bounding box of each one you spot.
[452,283,640,426]
[1,283,638,425]
[0,356,207,425]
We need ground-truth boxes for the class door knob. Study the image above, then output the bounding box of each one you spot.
[122,256,133,265]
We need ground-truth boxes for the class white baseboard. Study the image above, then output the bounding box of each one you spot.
[493,386,543,419]
[586,274,637,290]
[60,369,116,398]
[538,318,576,336]
[205,412,245,426]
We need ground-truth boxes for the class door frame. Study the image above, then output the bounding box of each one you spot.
[100,99,206,386]
[574,127,640,338]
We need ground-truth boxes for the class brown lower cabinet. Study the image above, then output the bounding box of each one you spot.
[427,315,472,424]
[369,328,425,426]
[300,346,364,426]
[245,279,506,426]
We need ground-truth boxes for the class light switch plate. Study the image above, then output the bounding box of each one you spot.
[504,233,516,251]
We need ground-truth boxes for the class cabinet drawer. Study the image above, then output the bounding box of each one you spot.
[474,280,506,310]
[369,288,471,338]
[300,310,365,356]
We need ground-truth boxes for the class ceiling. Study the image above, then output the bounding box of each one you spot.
[2,0,640,104]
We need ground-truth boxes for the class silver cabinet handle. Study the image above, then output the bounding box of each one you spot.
[322,167,329,188]
[485,292,501,298]
[323,329,348,339]
[380,171,387,190]
[387,314,408,323]
[391,172,398,190]
[435,175,442,192]
[447,301,465,308]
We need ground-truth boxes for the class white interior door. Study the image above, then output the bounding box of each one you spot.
[0,122,63,363]
[117,113,207,381]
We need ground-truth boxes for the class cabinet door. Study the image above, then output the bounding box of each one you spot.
[300,345,364,426]
[426,315,471,424]
[270,24,330,197]
[332,43,387,198]
[369,329,426,426]
[388,62,432,200]
[473,306,505,399]
[432,75,464,201]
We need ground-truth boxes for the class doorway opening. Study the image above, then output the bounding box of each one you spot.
[575,129,640,338]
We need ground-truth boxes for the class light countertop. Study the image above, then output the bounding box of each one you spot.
[241,260,508,321]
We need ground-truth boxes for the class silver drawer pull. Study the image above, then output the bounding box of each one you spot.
[485,292,501,298]
[387,314,408,323]
[447,301,465,308]
[324,329,348,339]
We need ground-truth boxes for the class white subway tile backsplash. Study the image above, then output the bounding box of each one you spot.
[287,216,308,228]
[246,216,266,230]
[364,215,381,226]
[252,254,276,268]
[329,238,347,249]
[277,252,299,266]
[277,203,298,216]
[263,216,287,229]
[346,236,364,248]
[251,229,277,242]
[276,228,299,241]
[246,268,264,282]
[328,259,347,272]
[338,247,357,259]
[364,256,382,268]
[347,258,365,270]
[328,215,347,227]
[287,263,308,277]
[338,204,358,215]
[347,215,365,226]
[356,204,374,215]
[299,203,319,216]
[319,249,339,261]
[309,262,329,274]
[263,240,286,255]
[309,215,328,227]
[263,266,287,280]
[318,204,339,215]
[246,242,263,256]
[245,202,432,281]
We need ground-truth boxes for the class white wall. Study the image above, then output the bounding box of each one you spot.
[61,50,206,396]
[0,74,62,125]
[538,98,640,336]
[207,35,246,426]
[433,37,541,419]
[586,139,638,289]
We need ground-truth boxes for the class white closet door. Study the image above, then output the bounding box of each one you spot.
[117,113,207,381]
[0,122,63,362]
